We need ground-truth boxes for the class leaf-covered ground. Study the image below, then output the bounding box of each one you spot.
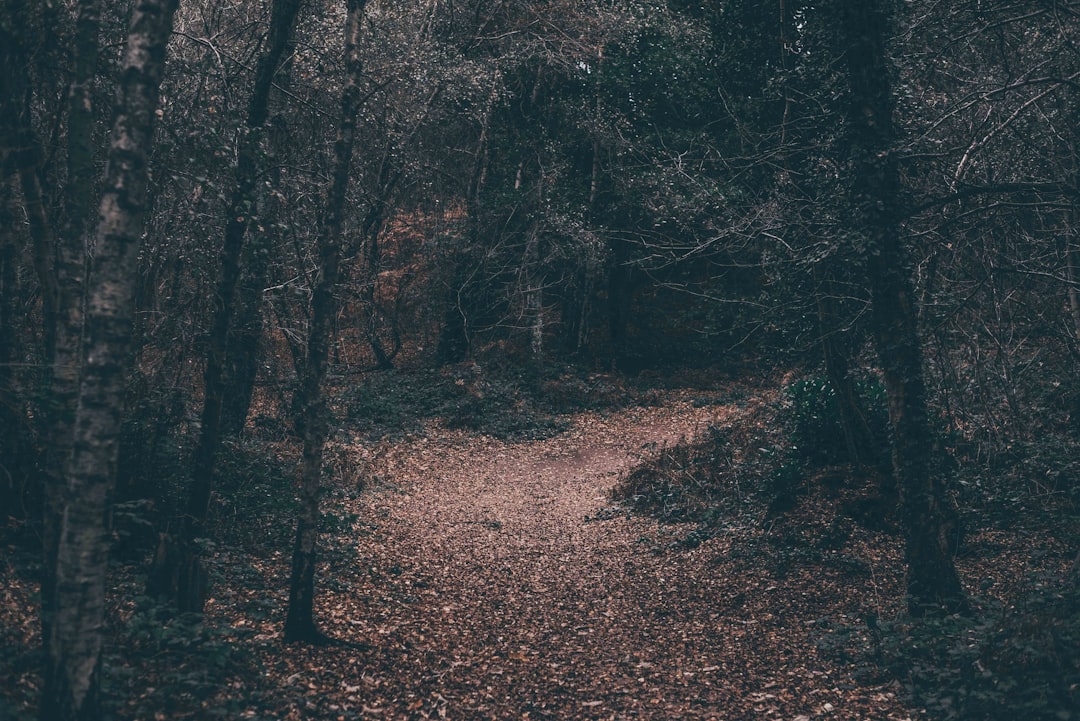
[2,383,1076,720]
[213,389,914,720]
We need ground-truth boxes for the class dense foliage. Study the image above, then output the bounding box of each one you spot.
[2,0,1080,719]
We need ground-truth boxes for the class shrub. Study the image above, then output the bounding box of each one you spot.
[876,583,1080,721]
[783,373,889,470]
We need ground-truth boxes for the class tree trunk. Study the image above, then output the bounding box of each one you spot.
[0,175,27,519]
[814,266,879,468]
[436,92,494,365]
[838,0,967,616]
[356,144,396,370]
[3,0,99,666]
[220,16,301,439]
[524,223,544,362]
[42,0,102,661]
[42,1,179,719]
[607,240,633,367]
[1067,235,1080,341]
[158,0,304,613]
[284,0,367,644]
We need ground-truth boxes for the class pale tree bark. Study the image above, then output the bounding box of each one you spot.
[42,1,179,719]
[1,0,95,658]
[284,0,367,644]
[41,0,102,664]
[524,223,544,361]
[838,0,967,616]
[152,0,304,614]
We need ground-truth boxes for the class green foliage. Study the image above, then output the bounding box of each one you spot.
[438,367,571,441]
[613,395,781,525]
[106,600,259,719]
[783,374,888,469]
[612,373,898,534]
[209,440,299,551]
[344,364,633,442]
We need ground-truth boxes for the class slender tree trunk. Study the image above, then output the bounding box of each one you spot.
[607,240,632,366]
[838,0,967,616]
[1067,235,1080,341]
[159,0,304,613]
[0,175,26,518]
[357,147,395,370]
[42,2,179,719]
[437,90,494,364]
[524,224,544,362]
[220,13,301,440]
[814,266,878,468]
[284,0,367,644]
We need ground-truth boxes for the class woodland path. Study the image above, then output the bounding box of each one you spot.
[255,391,914,720]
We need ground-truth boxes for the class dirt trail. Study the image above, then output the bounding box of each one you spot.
[266,393,913,720]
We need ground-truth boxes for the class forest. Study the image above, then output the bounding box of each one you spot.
[1,0,1079,719]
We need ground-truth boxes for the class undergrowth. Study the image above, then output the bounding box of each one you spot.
[617,369,1080,721]
[881,585,1080,721]
[342,362,634,441]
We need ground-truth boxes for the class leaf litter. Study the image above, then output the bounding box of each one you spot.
[4,382,1071,719]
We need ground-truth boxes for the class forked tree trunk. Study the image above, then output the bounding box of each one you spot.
[220,35,300,439]
[284,0,367,644]
[838,0,967,616]
[42,2,179,720]
[159,0,304,613]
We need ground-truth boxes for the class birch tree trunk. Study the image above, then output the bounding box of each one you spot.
[284,0,367,644]
[42,0,102,663]
[838,0,967,616]
[42,1,178,718]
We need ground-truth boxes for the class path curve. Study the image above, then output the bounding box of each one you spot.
[266,393,912,720]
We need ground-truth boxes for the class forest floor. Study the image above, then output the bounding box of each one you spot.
[2,377,1076,720]
[206,383,920,721]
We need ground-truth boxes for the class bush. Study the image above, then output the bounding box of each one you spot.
[209,439,299,550]
[783,373,889,469]
[612,396,782,525]
[107,600,258,719]
[876,583,1080,721]
[343,364,633,442]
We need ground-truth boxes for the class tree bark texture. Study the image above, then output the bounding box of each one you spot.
[42,0,102,660]
[284,0,367,644]
[355,147,396,370]
[42,1,179,719]
[220,67,299,438]
[166,0,304,613]
[0,175,26,517]
[838,0,967,616]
